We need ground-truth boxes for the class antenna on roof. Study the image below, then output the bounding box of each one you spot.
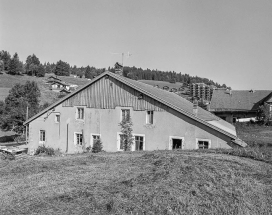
[110,52,132,68]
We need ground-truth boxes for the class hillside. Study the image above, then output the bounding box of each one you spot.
[0,150,271,214]
[0,72,90,104]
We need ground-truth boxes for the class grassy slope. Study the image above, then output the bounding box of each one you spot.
[1,151,271,215]
[236,124,272,147]
[0,72,90,104]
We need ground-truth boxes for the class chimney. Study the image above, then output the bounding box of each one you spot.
[193,100,198,116]
[114,62,123,76]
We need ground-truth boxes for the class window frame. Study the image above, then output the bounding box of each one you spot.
[76,107,85,121]
[146,110,154,124]
[90,133,101,148]
[117,132,125,151]
[133,134,145,151]
[55,113,60,123]
[169,136,184,150]
[121,109,130,122]
[196,138,211,149]
[74,132,83,146]
[39,130,46,144]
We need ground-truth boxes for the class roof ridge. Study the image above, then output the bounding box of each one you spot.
[24,71,237,140]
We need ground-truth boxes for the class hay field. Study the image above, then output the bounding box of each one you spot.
[1,150,271,215]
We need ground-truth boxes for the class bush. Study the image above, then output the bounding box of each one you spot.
[92,139,103,153]
[35,145,55,156]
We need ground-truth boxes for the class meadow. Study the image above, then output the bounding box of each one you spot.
[1,150,271,215]
[0,72,89,104]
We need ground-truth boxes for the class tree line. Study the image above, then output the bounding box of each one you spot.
[0,50,228,88]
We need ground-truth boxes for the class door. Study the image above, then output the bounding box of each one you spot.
[169,136,184,150]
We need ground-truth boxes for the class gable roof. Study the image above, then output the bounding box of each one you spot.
[24,71,237,140]
[48,76,62,81]
[210,89,272,111]
[50,80,70,86]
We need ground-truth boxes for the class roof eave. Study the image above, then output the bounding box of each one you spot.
[24,71,236,139]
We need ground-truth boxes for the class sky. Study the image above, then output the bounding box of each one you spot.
[1,0,272,90]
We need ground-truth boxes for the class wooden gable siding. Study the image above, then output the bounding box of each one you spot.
[62,76,166,111]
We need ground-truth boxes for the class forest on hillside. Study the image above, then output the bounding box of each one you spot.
[0,50,227,88]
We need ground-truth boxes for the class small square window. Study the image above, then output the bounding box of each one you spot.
[198,141,209,149]
[121,109,130,121]
[55,114,60,123]
[75,133,83,146]
[77,108,84,120]
[146,111,154,124]
[40,130,45,142]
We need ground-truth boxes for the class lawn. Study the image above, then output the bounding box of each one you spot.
[0,150,271,214]
[236,123,272,147]
[0,72,90,104]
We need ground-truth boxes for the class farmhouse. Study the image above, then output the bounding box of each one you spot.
[24,71,245,154]
[46,75,62,83]
[210,89,272,123]
[49,80,70,92]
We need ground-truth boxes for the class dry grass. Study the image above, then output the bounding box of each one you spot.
[1,150,271,215]
[236,123,272,147]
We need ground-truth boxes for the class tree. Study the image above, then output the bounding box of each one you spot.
[257,104,272,125]
[36,64,45,77]
[54,60,70,76]
[85,65,92,79]
[0,81,41,133]
[92,139,103,153]
[25,54,41,76]
[8,53,22,75]
[0,50,11,71]
[119,115,134,151]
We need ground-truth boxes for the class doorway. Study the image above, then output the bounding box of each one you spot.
[169,136,184,150]
[172,138,182,149]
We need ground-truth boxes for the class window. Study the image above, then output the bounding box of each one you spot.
[75,133,83,146]
[135,135,144,151]
[121,109,130,121]
[77,108,84,120]
[197,140,210,149]
[40,130,45,142]
[169,136,184,150]
[146,111,154,124]
[55,114,60,123]
[90,134,101,147]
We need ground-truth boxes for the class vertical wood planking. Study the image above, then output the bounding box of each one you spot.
[62,76,165,111]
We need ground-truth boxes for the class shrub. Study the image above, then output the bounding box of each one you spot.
[35,145,55,156]
[85,146,92,152]
[92,139,103,153]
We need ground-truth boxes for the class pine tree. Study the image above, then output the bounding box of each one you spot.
[85,65,92,79]
[8,53,21,75]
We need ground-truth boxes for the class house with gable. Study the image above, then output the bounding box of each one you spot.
[210,89,272,123]
[24,71,245,154]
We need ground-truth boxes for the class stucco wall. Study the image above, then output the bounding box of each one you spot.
[27,104,233,154]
